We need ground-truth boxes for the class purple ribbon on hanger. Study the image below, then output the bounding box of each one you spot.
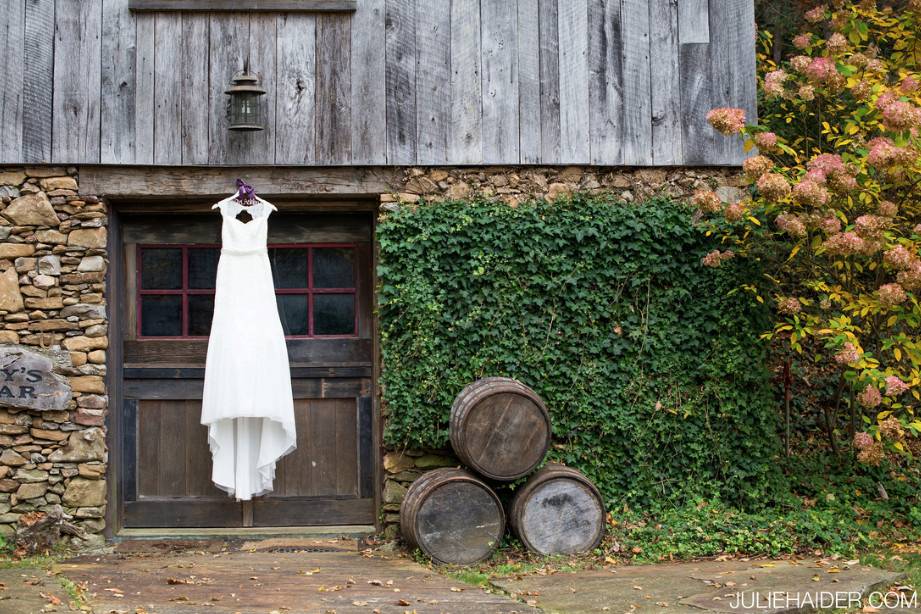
[235,178,256,202]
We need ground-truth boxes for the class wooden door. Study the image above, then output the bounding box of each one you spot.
[117,211,375,528]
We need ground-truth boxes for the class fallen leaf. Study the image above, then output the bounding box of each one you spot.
[450,587,463,592]
[397,599,411,606]
[40,592,62,605]
[368,579,384,586]
[352,601,368,607]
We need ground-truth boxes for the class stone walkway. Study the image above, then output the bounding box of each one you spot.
[493,558,908,613]
[0,543,911,613]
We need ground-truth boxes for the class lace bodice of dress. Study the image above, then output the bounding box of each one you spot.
[218,199,272,253]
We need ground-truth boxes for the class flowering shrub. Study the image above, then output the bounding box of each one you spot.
[697,1,921,462]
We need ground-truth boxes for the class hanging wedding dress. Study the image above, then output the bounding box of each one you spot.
[201,194,296,500]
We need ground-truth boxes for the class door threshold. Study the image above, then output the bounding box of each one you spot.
[115,525,376,540]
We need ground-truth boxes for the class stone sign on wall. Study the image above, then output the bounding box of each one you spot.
[0,346,72,411]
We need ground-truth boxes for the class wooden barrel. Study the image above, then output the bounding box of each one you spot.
[509,463,605,555]
[449,377,551,481]
[400,468,505,565]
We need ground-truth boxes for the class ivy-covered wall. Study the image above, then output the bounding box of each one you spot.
[378,196,780,510]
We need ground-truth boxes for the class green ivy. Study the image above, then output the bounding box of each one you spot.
[378,195,781,510]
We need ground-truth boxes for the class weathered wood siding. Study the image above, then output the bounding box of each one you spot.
[0,0,756,166]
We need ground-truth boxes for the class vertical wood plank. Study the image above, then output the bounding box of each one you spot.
[350,0,386,164]
[678,0,709,44]
[137,401,160,497]
[157,402,185,496]
[52,0,102,163]
[101,0,136,164]
[517,0,540,164]
[311,401,338,496]
[135,14,155,164]
[448,0,482,164]
[0,0,24,163]
[154,13,182,164]
[384,0,416,164]
[620,0,652,164]
[650,0,682,164]
[481,0,519,164]
[243,14,277,164]
[557,0,589,163]
[415,0,450,164]
[587,0,621,165]
[22,0,54,163]
[208,13,249,164]
[707,0,756,164]
[180,14,210,164]
[335,399,358,496]
[315,14,351,164]
[538,0,560,163]
[679,40,712,165]
[276,14,317,164]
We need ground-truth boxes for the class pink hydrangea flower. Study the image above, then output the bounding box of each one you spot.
[858,384,882,408]
[855,214,888,239]
[692,189,722,213]
[900,75,920,94]
[878,200,898,217]
[805,57,837,83]
[743,155,773,180]
[884,376,909,397]
[819,214,841,234]
[880,416,904,440]
[764,70,788,97]
[897,260,921,291]
[879,100,921,132]
[826,32,847,53]
[775,213,807,237]
[706,107,746,135]
[878,282,907,307]
[790,55,811,72]
[804,5,827,23]
[777,296,802,314]
[792,178,830,206]
[808,153,846,176]
[884,245,913,270]
[834,342,860,365]
[756,173,791,200]
[853,431,874,450]
[798,84,816,101]
[723,201,745,222]
[823,232,866,256]
[701,250,734,268]
[793,33,811,50]
[753,132,778,150]
[867,137,917,168]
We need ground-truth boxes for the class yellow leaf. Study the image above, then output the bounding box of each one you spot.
[747,216,761,226]
[895,348,902,361]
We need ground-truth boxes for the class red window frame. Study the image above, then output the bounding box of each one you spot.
[136,243,359,339]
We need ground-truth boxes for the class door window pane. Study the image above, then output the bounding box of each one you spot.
[140,295,182,336]
[313,294,355,335]
[189,248,220,289]
[276,294,308,336]
[140,248,182,289]
[313,248,354,288]
[269,248,308,289]
[188,295,215,336]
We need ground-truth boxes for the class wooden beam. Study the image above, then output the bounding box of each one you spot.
[78,166,399,198]
[129,0,357,11]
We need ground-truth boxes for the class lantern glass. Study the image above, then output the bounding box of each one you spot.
[229,92,264,131]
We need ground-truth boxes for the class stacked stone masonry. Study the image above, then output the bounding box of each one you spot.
[0,167,107,548]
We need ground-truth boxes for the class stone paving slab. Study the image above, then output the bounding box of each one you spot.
[491,559,908,613]
[53,539,536,613]
[0,567,75,613]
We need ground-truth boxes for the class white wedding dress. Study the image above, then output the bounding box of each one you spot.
[201,195,296,500]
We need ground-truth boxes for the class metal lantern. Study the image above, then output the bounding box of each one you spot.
[225,69,266,131]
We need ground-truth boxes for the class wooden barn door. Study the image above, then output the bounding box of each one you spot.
[116,210,375,529]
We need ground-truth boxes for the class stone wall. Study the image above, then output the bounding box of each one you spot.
[0,167,107,548]
[376,165,744,541]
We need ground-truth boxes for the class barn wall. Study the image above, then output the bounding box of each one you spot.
[0,0,757,167]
